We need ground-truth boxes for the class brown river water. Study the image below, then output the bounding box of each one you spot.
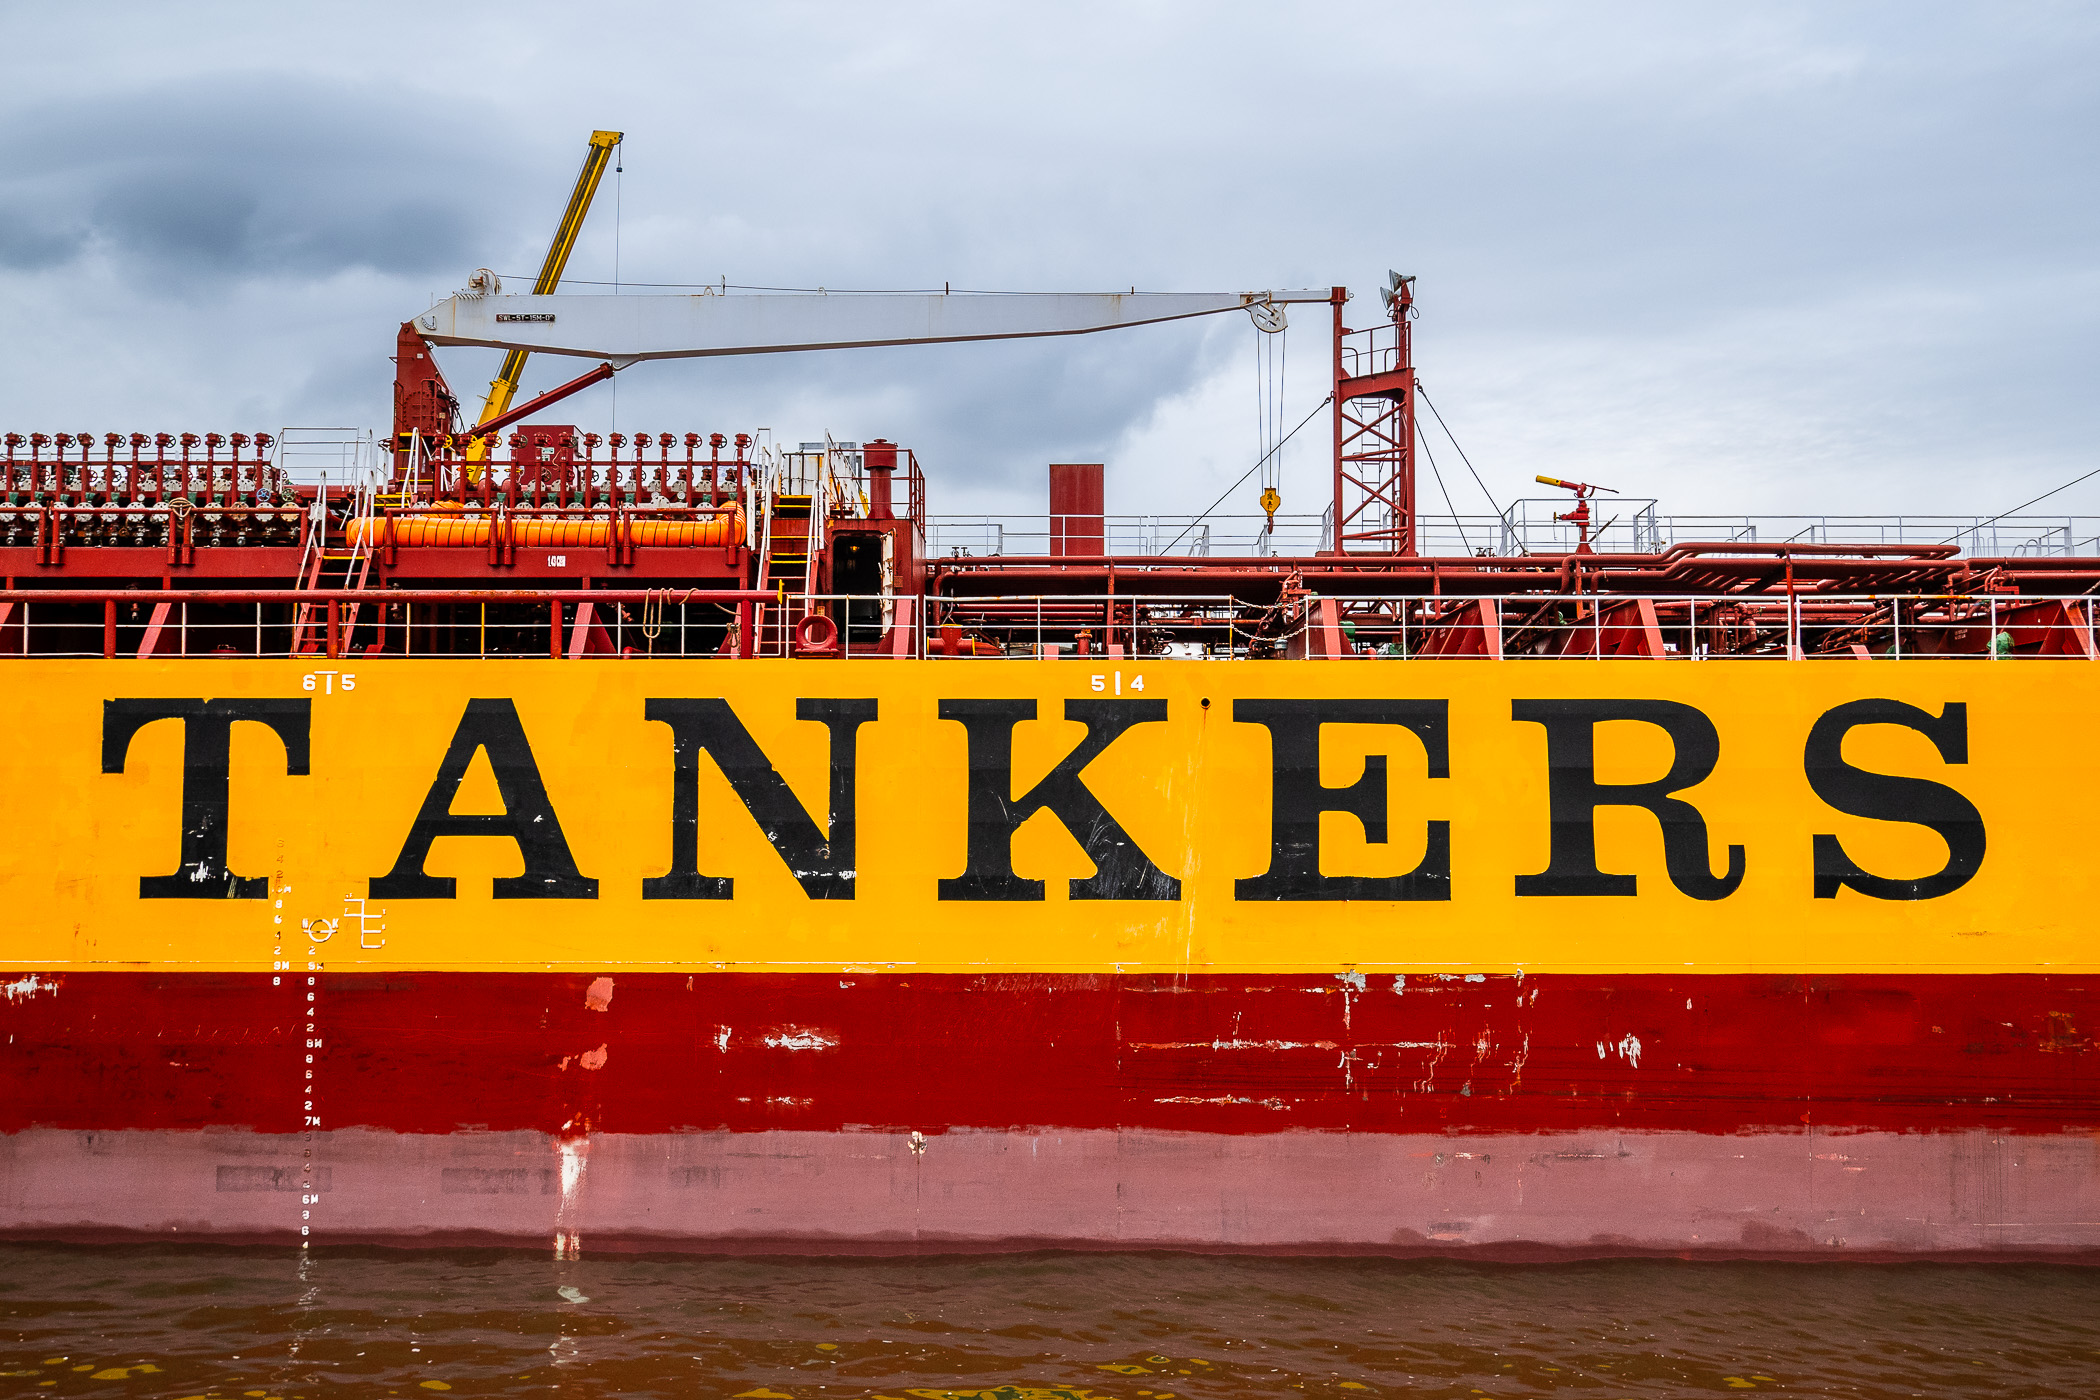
[3,1247,2097,1399]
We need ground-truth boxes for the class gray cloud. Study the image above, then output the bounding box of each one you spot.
[0,79,508,282]
[1,1,2096,522]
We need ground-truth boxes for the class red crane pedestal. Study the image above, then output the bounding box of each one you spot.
[392,322,462,477]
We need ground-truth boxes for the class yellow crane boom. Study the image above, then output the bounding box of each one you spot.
[468,129,623,460]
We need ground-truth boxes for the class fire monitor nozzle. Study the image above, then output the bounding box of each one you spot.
[1536,475,1616,496]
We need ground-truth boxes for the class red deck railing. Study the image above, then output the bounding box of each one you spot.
[0,589,2091,663]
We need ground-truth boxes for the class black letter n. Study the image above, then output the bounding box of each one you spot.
[103,698,311,899]
[643,698,876,900]
[370,699,597,899]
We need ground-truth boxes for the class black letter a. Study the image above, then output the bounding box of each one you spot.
[370,699,597,899]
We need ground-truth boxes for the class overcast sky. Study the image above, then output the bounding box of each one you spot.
[2,1,2094,525]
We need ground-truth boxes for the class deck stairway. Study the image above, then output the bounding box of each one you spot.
[764,493,813,592]
[756,491,814,655]
[289,479,391,655]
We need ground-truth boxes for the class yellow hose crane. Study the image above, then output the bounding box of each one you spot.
[466,128,623,464]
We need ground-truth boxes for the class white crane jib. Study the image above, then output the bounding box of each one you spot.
[413,289,1331,365]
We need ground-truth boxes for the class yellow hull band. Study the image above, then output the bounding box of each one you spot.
[4,658,2089,976]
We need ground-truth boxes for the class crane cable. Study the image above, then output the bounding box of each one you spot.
[1253,318,1287,539]
[1417,385,1505,520]
[1939,464,2100,548]
[1161,393,1332,556]
[1416,431,1472,555]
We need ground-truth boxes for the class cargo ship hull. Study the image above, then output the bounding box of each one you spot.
[3,658,2096,1258]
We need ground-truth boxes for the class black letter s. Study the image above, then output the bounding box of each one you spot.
[1806,700,1983,900]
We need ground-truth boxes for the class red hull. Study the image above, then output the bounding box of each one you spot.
[4,972,2097,1256]
[8,971,2100,1137]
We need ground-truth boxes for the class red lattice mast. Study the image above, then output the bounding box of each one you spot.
[1328,276,1417,554]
